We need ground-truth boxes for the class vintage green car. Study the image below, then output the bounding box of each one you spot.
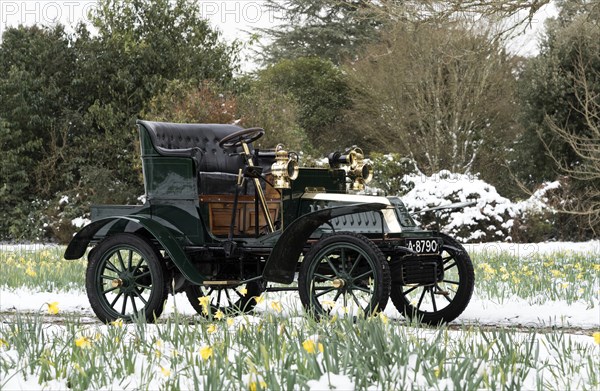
[65,120,474,324]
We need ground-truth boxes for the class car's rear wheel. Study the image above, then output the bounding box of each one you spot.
[299,232,391,319]
[185,281,265,317]
[86,233,169,323]
[390,233,474,325]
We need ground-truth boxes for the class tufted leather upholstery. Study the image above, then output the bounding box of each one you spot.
[137,120,272,195]
[138,120,246,174]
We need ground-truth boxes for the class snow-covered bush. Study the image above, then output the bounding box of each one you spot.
[401,170,516,242]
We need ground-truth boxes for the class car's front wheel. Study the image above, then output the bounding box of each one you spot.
[298,232,391,319]
[390,233,474,325]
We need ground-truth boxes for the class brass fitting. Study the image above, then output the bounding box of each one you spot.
[329,147,373,191]
[271,144,299,189]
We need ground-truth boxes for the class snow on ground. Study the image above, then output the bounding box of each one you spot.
[1,288,598,329]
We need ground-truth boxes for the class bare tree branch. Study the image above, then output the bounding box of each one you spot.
[538,49,600,228]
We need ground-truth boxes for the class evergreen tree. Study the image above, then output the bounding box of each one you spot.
[258,0,386,64]
[0,0,238,240]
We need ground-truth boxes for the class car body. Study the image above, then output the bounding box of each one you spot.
[65,120,474,324]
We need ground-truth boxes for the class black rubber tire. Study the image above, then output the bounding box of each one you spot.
[185,281,265,317]
[390,232,474,325]
[86,233,169,323]
[299,232,391,319]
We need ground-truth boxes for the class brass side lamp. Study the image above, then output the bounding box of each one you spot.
[271,144,299,189]
[328,147,373,191]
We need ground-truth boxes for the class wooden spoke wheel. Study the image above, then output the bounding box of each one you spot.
[390,233,474,325]
[299,232,391,319]
[86,233,168,323]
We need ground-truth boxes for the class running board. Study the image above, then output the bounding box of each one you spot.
[202,280,241,286]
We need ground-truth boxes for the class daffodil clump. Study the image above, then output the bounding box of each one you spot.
[0,246,85,291]
[473,251,599,305]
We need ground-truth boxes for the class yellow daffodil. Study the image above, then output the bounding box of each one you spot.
[249,380,267,391]
[593,332,600,345]
[198,296,210,307]
[199,345,213,360]
[160,366,171,377]
[75,336,92,349]
[254,295,265,304]
[207,324,218,334]
[111,318,124,327]
[198,296,211,315]
[303,339,322,354]
[25,266,37,277]
[226,318,235,327]
[214,310,225,320]
[239,287,248,296]
[47,302,59,315]
[379,312,389,324]
[322,300,336,309]
[302,339,316,353]
[271,301,283,313]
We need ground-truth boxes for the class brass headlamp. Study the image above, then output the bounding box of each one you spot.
[328,147,373,191]
[271,144,299,189]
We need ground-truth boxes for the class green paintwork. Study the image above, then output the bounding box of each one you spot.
[137,116,206,245]
[139,126,198,200]
[281,167,346,228]
[66,214,206,284]
[122,215,204,285]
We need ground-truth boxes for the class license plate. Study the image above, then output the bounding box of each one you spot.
[405,238,440,255]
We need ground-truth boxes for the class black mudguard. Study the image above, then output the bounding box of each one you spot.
[263,202,387,283]
[64,215,206,285]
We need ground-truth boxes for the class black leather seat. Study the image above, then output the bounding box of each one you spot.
[137,120,269,195]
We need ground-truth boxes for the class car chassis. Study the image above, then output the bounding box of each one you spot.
[65,120,474,324]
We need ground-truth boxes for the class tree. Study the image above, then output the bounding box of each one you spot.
[257,57,352,151]
[515,0,600,233]
[343,21,520,183]
[0,0,239,240]
[258,0,558,65]
[258,0,386,64]
[0,25,80,239]
[544,62,600,232]
[515,0,600,184]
